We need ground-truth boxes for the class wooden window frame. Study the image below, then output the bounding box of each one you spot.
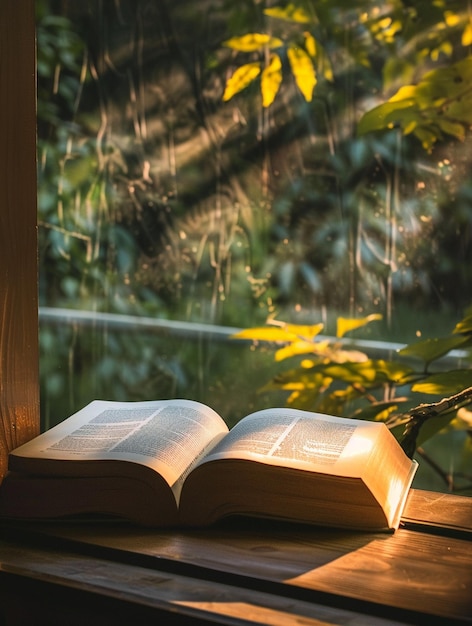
[0,0,40,480]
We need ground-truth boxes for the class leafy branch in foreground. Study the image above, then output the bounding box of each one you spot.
[221,1,472,148]
[232,308,472,490]
[221,4,331,107]
[358,58,472,152]
[390,386,472,459]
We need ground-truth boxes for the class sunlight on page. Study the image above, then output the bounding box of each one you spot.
[340,433,374,459]
[384,474,411,525]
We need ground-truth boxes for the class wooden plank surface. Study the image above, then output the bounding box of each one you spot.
[0,0,40,481]
[24,524,470,623]
[0,539,405,626]
[3,490,471,623]
[401,489,472,537]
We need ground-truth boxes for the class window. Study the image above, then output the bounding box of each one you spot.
[37,1,472,493]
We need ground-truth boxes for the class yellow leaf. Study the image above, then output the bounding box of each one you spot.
[223,33,283,52]
[320,54,334,81]
[301,359,315,368]
[232,321,324,345]
[323,64,334,82]
[390,85,418,103]
[287,46,316,102]
[403,120,417,135]
[261,54,282,108]
[430,41,453,61]
[336,314,382,338]
[272,321,324,339]
[222,62,261,102]
[379,17,392,29]
[329,348,369,364]
[275,340,317,362]
[231,328,283,342]
[444,11,460,27]
[231,326,297,342]
[462,22,472,46]
[304,32,316,57]
[264,4,312,24]
[412,370,472,395]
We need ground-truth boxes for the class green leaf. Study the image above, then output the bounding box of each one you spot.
[383,56,417,90]
[412,370,472,395]
[358,98,416,135]
[223,34,283,52]
[453,314,472,335]
[287,45,316,102]
[353,399,408,422]
[420,57,472,100]
[222,62,261,101]
[394,412,455,449]
[315,392,352,418]
[358,57,472,149]
[372,360,417,384]
[413,126,440,152]
[436,118,466,141]
[286,389,321,410]
[268,368,330,392]
[403,119,418,135]
[336,313,382,338]
[418,413,457,446]
[398,334,470,365]
[323,359,414,386]
[261,53,283,108]
[445,98,472,125]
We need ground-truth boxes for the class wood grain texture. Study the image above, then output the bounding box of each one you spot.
[7,490,471,623]
[0,540,403,626]
[44,527,470,622]
[402,489,472,537]
[0,0,40,481]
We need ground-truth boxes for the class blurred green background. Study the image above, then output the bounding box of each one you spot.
[37,0,472,494]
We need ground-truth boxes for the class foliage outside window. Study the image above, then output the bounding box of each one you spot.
[37,0,472,493]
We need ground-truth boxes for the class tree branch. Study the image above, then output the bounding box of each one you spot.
[391,386,472,458]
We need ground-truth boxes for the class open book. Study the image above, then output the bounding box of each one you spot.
[0,399,418,531]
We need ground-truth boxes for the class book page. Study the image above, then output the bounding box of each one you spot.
[198,408,381,476]
[10,399,229,486]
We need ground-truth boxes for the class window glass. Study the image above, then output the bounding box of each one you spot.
[37,1,472,493]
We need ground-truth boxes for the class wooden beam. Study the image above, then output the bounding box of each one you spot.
[0,0,40,480]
